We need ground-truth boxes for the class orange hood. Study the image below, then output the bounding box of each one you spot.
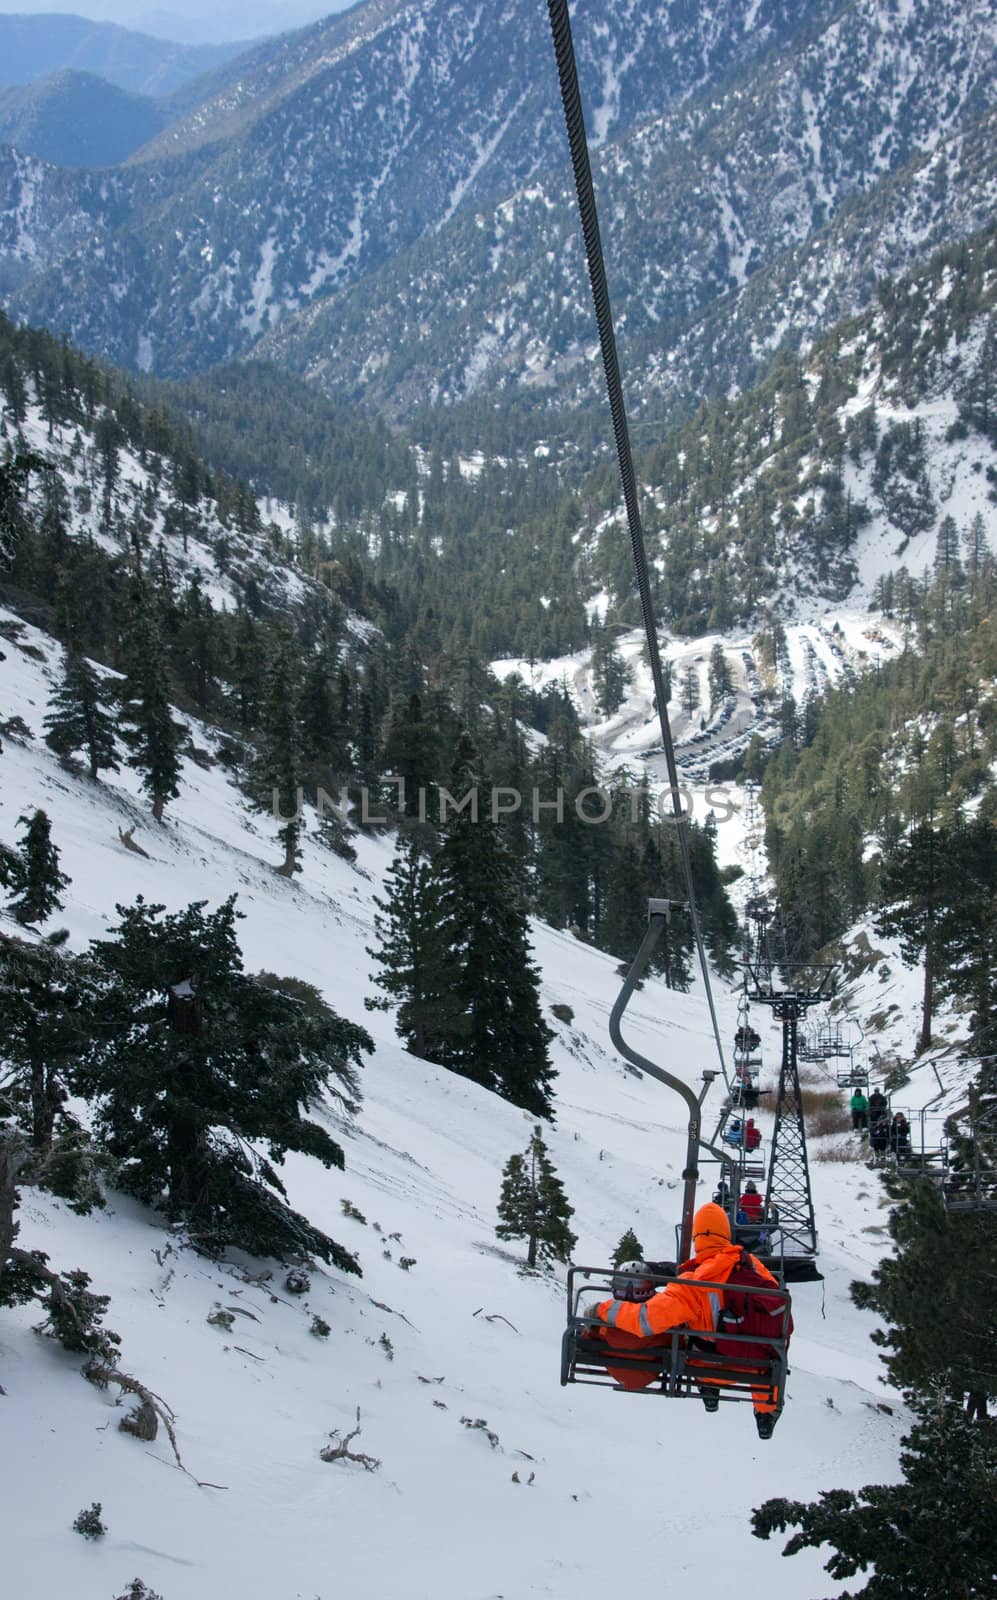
[692,1202,732,1259]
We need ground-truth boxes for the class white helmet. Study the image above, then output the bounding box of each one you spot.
[612,1260,655,1302]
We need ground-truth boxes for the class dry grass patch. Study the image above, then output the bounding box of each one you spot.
[800,1088,852,1137]
[813,1140,866,1163]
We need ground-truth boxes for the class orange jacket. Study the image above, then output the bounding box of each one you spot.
[595,1241,779,1340]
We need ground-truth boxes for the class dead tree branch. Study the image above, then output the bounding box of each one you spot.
[117,828,151,858]
[83,1363,184,1474]
[320,1406,380,1471]
[472,1308,520,1334]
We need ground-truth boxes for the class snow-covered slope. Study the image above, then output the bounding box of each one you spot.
[494,605,906,791]
[2,603,914,1600]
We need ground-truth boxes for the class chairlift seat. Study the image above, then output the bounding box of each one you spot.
[837,1066,870,1087]
[561,1265,789,1409]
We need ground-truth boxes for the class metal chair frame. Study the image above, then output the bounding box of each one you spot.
[561,1265,791,1409]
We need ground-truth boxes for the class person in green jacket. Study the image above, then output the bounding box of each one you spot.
[850,1088,869,1131]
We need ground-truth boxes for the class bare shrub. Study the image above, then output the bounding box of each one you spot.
[814,1141,865,1163]
[800,1089,851,1136]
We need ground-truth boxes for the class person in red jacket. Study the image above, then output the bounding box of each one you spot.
[737,1181,764,1223]
[592,1203,788,1437]
[744,1117,762,1151]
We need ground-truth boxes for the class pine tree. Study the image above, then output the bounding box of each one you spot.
[707,642,732,713]
[366,834,448,1058]
[590,624,632,717]
[752,1397,997,1598]
[76,896,372,1268]
[175,573,217,710]
[874,823,951,1052]
[611,1227,644,1267]
[381,692,442,818]
[119,588,183,823]
[44,651,118,780]
[964,511,990,600]
[254,631,305,877]
[230,612,265,732]
[753,1145,997,1592]
[433,735,556,1117]
[679,664,701,719]
[0,938,96,1158]
[850,1181,996,1412]
[299,633,351,792]
[934,812,997,1047]
[495,1127,576,1268]
[933,514,961,575]
[7,810,69,926]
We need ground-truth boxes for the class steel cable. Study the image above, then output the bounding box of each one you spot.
[545,0,729,1086]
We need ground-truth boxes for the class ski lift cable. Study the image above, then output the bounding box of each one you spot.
[544,0,729,1090]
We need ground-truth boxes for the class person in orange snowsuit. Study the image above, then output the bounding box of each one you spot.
[582,1261,673,1391]
[593,1203,787,1438]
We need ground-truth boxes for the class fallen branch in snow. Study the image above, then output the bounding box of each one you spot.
[369,1296,417,1328]
[320,1407,380,1471]
[472,1308,520,1334]
[117,827,151,858]
[84,1363,184,1474]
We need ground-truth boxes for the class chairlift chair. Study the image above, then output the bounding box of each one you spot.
[836,1061,870,1088]
[942,1101,997,1211]
[561,1264,791,1413]
[815,1023,852,1059]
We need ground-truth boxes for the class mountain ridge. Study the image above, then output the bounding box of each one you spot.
[0,11,249,96]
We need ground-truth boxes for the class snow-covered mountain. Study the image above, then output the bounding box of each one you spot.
[4,0,994,396]
[0,594,935,1600]
[259,0,997,419]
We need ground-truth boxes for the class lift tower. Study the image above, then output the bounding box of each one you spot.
[744,901,832,1281]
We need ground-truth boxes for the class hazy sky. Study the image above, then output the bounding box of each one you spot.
[0,2,355,44]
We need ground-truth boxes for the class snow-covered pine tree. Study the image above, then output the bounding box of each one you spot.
[433,734,555,1118]
[366,832,448,1059]
[7,809,69,926]
[44,650,119,780]
[496,1126,576,1269]
[76,896,372,1268]
[612,1227,644,1267]
[118,584,183,822]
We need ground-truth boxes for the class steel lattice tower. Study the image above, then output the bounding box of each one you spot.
[744,905,833,1280]
[764,997,819,1263]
